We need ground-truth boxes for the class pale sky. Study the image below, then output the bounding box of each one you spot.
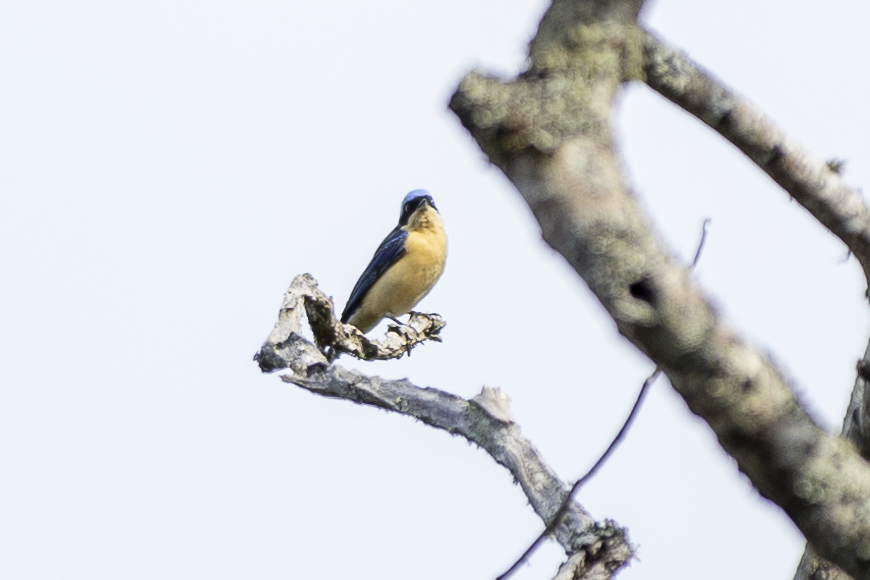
[2,1,869,579]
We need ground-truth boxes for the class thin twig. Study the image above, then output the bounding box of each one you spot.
[691,219,711,269]
[496,369,659,580]
[496,218,711,580]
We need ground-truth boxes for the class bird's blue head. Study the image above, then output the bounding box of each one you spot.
[399,189,437,226]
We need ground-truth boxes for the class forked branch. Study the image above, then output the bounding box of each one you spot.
[642,31,870,287]
[449,1,870,578]
[254,274,445,370]
[255,274,633,580]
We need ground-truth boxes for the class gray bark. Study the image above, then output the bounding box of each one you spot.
[638,31,870,580]
[449,2,870,578]
[254,273,446,371]
[642,32,870,288]
[255,274,633,580]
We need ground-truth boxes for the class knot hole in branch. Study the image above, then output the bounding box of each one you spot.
[628,277,656,306]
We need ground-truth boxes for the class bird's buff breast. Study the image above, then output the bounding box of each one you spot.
[351,218,447,331]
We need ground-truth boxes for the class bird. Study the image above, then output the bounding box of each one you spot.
[341,190,447,334]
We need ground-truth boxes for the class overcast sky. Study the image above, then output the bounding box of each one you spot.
[2,1,869,579]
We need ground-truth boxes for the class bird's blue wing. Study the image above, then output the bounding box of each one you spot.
[341,226,407,322]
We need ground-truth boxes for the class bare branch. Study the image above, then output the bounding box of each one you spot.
[637,29,870,580]
[792,345,870,580]
[254,274,445,371]
[542,531,633,580]
[498,368,657,580]
[450,7,870,579]
[499,218,707,580]
[287,371,607,553]
[842,350,870,463]
[641,31,870,287]
[255,274,633,580]
[794,546,854,580]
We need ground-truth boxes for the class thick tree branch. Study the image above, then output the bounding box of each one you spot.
[450,4,870,578]
[844,345,870,462]
[642,31,870,287]
[255,274,633,580]
[635,30,870,580]
[793,344,870,580]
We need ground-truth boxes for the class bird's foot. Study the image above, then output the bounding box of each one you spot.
[385,315,420,356]
[386,314,406,326]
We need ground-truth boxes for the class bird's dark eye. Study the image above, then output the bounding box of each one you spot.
[403,203,411,214]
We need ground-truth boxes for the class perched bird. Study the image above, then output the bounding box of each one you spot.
[341,190,447,333]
